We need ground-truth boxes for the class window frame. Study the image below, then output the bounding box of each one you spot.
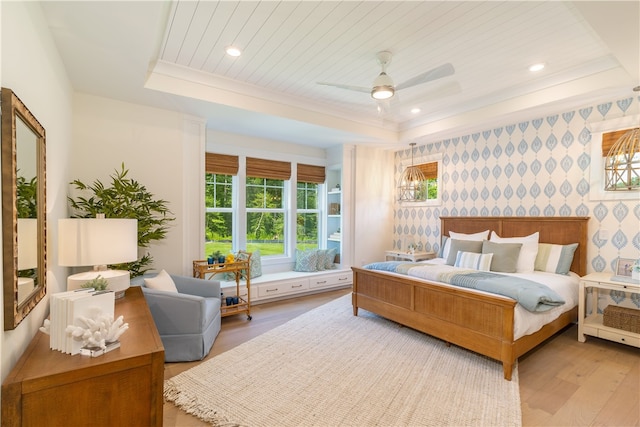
[245,176,287,256]
[204,156,327,266]
[296,181,321,251]
[588,114,640,201]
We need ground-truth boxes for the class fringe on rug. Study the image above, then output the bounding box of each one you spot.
[164,379,246,427]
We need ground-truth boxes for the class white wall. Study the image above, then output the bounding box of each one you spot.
[1,1,74,385]
[71,93,205,277]
[352,145,394,266]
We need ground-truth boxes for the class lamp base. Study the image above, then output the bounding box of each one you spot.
[67,270,130,298]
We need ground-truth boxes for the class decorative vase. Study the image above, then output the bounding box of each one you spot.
[207,256,214,265]
[218,255,226,264]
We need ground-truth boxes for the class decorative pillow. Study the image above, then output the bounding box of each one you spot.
[316,248,337,271]
[535,243,578,275]
[489,232,539,273]
[482,240,522,273]
[144,269,177,293]
[454,251,493,271]
[445,239,484,266]
[246,250,262,279]
[294,249,320,272]
[224,250,262,280]
[438,236,449,258]
[442,230,490,259]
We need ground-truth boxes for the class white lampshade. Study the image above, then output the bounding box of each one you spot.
[17,218,38,270]
[58,218,138,297]
[59,218,138,267]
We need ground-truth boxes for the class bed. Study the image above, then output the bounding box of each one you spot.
[351,216,589,380]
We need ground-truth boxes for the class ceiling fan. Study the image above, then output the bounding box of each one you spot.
[318,51,455,101]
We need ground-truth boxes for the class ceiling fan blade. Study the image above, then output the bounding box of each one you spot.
[317,82,370,93]
[395,63,455,91]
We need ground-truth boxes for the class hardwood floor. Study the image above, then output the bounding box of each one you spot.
[163,289,639,427]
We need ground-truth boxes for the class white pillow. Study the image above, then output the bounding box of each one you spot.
[144,269,178,293]
[454,251,493,271]
[489,232,539,273]
[442,230,490,259]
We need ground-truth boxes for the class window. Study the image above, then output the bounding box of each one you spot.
[417,161,438,201]
[603,128,640,191]
[246,177,285,255]
[588,114,639,201]
[398,152,442,206]
[205,154,325,261]
[296,182,319,251]
[205,153,238,257]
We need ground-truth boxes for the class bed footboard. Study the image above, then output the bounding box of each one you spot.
[352,266,519,380]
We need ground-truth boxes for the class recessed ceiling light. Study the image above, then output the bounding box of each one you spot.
[529,63,545,72]
[225,46,242,57]
[411,108,421,114]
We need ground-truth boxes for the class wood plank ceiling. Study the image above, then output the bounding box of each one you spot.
[156,1,614,126]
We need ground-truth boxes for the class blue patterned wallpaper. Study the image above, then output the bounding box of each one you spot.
[394,95,639,308]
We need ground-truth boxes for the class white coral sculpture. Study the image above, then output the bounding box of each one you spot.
[66,313,129,350]
[39,318,51,335]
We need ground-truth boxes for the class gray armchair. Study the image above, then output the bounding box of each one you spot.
[132,273,221,362]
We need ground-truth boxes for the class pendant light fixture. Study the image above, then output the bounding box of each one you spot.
[398,143,427,202]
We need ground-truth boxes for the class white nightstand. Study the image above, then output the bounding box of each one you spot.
[385,250,435,262]
[578,272,640,348]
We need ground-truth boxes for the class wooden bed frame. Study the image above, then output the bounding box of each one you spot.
[352,216,589,380]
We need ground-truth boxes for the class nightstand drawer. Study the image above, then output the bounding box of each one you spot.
[598,329,640,346]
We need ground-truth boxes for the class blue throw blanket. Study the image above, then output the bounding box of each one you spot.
[363,262,565,312]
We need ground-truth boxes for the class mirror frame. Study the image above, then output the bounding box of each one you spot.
[2,88,46,330]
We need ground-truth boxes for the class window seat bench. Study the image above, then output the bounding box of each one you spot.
[219,268,353,304]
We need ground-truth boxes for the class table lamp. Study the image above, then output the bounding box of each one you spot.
[58,216,138,298]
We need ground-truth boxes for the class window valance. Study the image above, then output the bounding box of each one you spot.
[417,161,438,180]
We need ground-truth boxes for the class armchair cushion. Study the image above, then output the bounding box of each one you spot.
[144,269,177,292]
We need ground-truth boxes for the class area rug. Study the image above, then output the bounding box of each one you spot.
[164,294,522,426]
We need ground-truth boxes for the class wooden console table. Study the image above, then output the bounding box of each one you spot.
[2,286,164,426]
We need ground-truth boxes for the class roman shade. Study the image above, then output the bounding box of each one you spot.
[297,163,326,184]
[602,129,637,156]
[246,157,291,180]
[417,161,438,180]
[206,153,239,175]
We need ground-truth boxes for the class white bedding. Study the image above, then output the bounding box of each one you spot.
[409,257,579,340]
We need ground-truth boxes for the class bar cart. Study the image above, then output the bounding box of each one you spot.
[193,251,252,320]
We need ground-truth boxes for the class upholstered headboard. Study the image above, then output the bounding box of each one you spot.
[440,216,589,276]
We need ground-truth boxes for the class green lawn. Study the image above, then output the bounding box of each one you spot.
[204,242,317,258]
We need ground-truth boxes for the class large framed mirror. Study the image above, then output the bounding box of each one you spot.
[2,88,46,330]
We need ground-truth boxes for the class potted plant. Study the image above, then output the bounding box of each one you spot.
[212,250,225,264]
[68,163,175,277]
[80,275,109,291]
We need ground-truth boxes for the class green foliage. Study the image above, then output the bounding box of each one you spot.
[68,163,175,277]
[81,275,109,291]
